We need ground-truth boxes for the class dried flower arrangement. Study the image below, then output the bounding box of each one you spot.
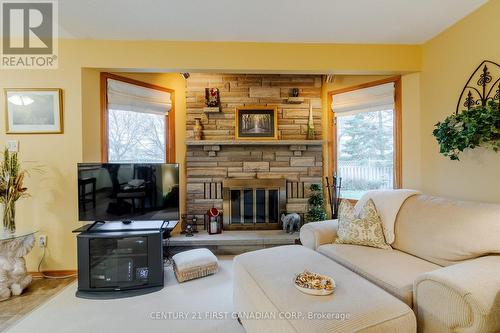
[0,149,29,233]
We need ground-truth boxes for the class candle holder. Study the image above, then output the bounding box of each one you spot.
[205,208,222,235]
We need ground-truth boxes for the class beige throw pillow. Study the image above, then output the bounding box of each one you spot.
[335,199,391,250]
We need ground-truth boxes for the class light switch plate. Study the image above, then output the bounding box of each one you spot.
[6,140,19,152]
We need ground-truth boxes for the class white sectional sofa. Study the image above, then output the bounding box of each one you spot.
[300,194,500,333]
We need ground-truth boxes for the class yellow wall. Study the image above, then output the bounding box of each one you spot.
[81,69,100,162]
[62,40,422,73]
[420,0,500,202]
[1,63,83,272]
[401,73,422,190]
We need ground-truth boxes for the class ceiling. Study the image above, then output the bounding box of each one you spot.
[59,0,487,44]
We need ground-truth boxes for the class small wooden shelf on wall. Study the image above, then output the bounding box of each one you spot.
[185,140,324,146]
[286,97,305,104]
[203,107,220,113]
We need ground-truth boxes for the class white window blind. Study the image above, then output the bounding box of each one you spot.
[332,82,396,200]
[107,78,172,115]
[331,82,394,115]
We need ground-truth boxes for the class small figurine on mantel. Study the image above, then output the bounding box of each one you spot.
[306,104,315,140]
[203,88,221,113]
[287,88,304,104]
[205,88,220,107]
[281,213,301,234]
[181,214,199,237]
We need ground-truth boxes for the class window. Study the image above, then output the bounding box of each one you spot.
[108,109,165,163]
[329,78,401,200]
[101,74,175,163]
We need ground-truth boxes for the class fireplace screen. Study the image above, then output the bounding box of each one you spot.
[223,179,286,230]
[229,188,279,224]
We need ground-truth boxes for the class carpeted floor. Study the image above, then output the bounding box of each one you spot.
[6,256,244,333]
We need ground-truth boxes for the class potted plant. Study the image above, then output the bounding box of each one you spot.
[306,183,327,223]
[433,101,500,160]
[0,149,28,234]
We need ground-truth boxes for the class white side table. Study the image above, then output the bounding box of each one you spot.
[0,230,37,301]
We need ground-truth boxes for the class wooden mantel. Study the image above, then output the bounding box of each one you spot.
[185,140,324,146]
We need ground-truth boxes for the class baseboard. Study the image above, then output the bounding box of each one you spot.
[29,270,77,278]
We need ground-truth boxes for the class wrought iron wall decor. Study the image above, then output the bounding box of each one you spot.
[456,60,500,114]
[433,60,500,160]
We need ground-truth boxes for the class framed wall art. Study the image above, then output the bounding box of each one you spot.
[4,88,63,134]
[235,106,278,140]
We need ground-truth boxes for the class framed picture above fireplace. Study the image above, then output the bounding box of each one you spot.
[235,106,278,140]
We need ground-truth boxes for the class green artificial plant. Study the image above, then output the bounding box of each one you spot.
[306,183,327,223]
[433,101,500,160]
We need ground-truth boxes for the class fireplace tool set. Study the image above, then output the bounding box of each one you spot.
[325,176,342,219]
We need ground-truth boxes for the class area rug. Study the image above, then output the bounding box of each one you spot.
[6,256,244,333]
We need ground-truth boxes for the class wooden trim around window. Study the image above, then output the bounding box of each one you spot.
[327,91,337,180]
[393,78,402,189]
[100,74,108,162]
[327,75,402,192]
[100,72,176,163]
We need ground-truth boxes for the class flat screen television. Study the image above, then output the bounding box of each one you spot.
[77,163,179,222]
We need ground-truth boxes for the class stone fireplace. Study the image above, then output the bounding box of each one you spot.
[185,73,323,230]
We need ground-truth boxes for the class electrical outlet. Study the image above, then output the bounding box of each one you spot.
[39,235,47,248]
[6,140,19,152]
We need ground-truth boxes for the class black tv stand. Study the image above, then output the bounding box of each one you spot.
[74,220,178,299]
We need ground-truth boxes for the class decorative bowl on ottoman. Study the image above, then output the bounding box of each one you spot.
[172,248,219,283]
[294,270,335,296]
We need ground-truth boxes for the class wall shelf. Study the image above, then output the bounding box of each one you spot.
[185,140,324,146]
[203,107,220,113]
[286,97,305,104]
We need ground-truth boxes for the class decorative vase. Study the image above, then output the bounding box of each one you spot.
[2,202,16,234]
[194,118,203,140]
[306,104,315,140]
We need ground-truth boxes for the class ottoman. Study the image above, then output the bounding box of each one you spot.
[233,245,416,333]
[172,248,218,282]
